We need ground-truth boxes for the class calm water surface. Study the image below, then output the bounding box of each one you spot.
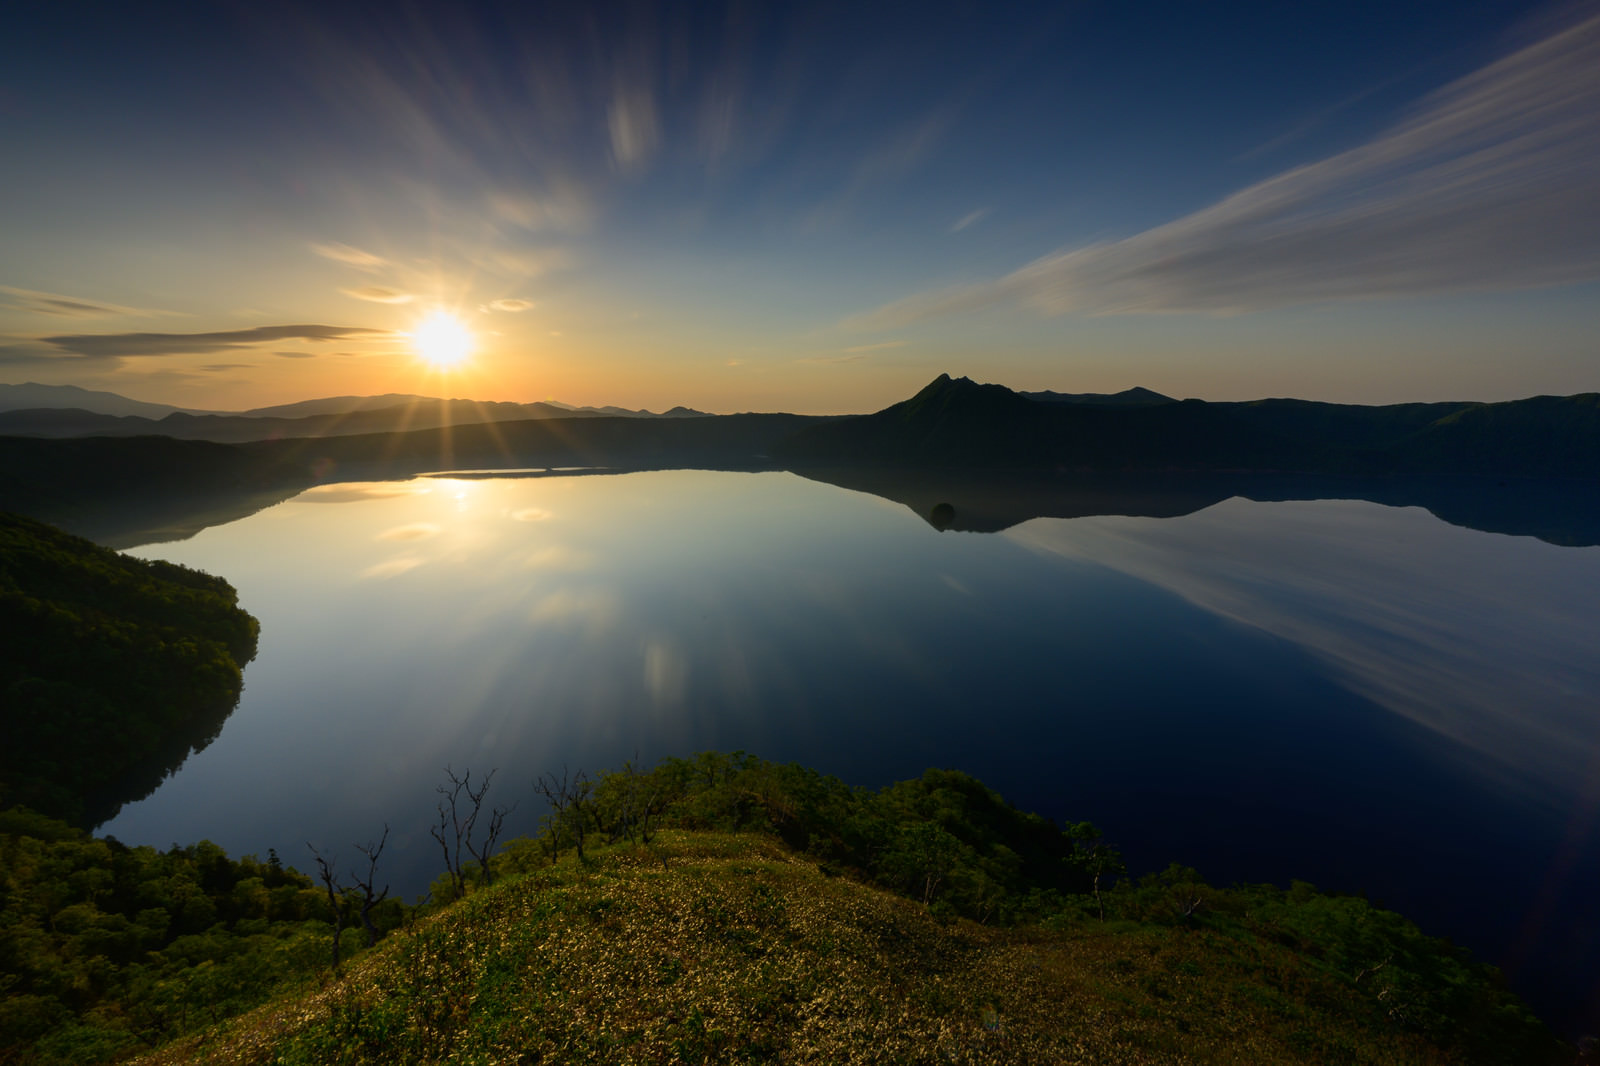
[106,470,1600,1030]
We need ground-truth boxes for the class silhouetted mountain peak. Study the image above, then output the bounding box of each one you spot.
[893,375,1032,422]
[912,373,977,398]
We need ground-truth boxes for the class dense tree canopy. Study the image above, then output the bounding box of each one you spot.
[0,511,258,824]
[0,807,354,1064]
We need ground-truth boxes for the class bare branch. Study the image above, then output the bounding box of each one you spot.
[1354,955,1394,985]
[351,825,391,948]
[462,770,514,887]
[306,842,346,971]
[432,765,509,897]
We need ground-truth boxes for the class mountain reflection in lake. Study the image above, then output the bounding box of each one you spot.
[105,470,1600,1031]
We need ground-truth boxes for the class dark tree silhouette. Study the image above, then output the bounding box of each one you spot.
[430,765,510,900]
[463,774,513,888]
[535,765,595,862]
[1067,821,1126,921]
[606,756,663,846]
[883,822,963,905]
[350,825,390,948]
[306,843,346,971]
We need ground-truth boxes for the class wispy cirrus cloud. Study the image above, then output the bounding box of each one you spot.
[949,208,989,233]
[855,13,1600,325]
[311,242,387,269]
[477,247,572,280]
[40,324,389,360]
[808,110,953,231]
[841,340,905,354]
[608,86,660,172]
[489,188,591,233]
[484,298,535,313]
[341,286,414,304]
[0,285,170,318]
[797,353,866,365]
[851,111,950,190]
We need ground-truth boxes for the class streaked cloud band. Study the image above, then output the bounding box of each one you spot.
[857,14,1600,325]
[341,286,415,304]
[40,324,389,359]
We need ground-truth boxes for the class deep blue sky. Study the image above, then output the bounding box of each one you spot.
[1,0,1595,410]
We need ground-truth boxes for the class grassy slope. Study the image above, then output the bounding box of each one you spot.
[142,832,1532,1066]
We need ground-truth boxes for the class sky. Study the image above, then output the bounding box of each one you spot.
[1,0,1597,413]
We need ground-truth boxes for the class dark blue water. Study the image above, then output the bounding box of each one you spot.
[106,470,1600,1033]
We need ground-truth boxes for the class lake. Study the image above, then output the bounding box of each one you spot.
[102,468,1600,1032]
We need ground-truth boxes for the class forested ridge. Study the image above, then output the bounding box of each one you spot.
[0,511,258,824]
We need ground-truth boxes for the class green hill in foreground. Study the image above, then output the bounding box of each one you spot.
[115,745,1565,1066]
[134,828,1563,1066]
[1,752,1572,1064]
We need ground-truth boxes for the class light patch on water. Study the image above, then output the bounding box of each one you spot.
[529,589,620,633]
[298,482,432,504]
[643,639,688,708]
[360,555,425,579]
[522,544,593,571]
[377,523,440,541]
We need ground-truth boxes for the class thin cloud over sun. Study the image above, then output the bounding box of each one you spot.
[39,324,390,360]
[855,13,1600,325]
[311,242,388,269]
[342,286,415,304]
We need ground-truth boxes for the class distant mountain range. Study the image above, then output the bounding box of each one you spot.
[0,383,214,419]
[0,384,709,442]
[1021,386,1175,406]
[0,413,813,546]
[774,374,1600,480]
[2,373,1596,547]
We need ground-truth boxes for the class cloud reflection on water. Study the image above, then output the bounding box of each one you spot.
[1008,497,1600,797]
[377,522,441,541]
[520,544,593,571]
[359,556,426,579]
[529,589,621,634]
[298,482,433,504]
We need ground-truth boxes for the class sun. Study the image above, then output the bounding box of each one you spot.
[410,311,474,368]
